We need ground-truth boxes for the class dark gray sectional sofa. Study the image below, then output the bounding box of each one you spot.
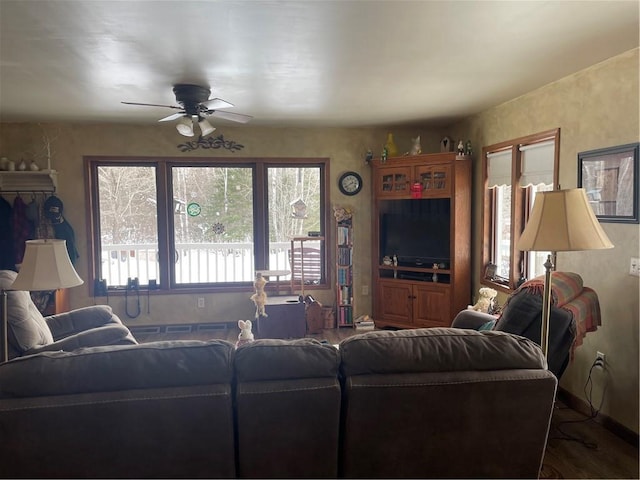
[0,328,557,479]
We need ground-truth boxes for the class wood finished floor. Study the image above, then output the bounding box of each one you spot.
[135,325,639,480]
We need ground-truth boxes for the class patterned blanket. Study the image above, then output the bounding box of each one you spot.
[516,272,601,359]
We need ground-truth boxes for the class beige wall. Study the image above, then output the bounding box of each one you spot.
[1,49,637,433]
[450,48,639,434]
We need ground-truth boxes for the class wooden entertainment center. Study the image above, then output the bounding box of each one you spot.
[371,152,471,329]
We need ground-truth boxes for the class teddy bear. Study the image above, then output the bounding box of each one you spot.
[236,320,254,347]
[467,287,498,314]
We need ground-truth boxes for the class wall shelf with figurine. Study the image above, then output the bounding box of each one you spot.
[0,170,58,193]
[371,152,471,329]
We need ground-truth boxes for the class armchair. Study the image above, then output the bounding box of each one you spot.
[1,270,136,360]
[453,272,600,378]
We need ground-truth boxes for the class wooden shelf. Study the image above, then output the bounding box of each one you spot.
[0,170,58,192]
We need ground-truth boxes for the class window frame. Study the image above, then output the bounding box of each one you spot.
[481,129,560,293]
[85,156,330,294]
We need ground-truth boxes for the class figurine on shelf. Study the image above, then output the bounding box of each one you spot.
[382,255,392,266]
[457,140,465,155]
[365,149,373,165]
[333,205,353,222]
[18,159,27,171]
[408,136,422,155]
[381,146,388,164]
[432,263,439,283]
[393,254,398,279]
[465,140,473,156]
[385,133,398,158]
[29,161,40,171]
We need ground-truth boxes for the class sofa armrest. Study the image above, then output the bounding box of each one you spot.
[24,324,137,355]
[45,305,124,340]
[451,309,496,330]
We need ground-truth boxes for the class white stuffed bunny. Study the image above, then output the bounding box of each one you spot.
[236,319,254,347]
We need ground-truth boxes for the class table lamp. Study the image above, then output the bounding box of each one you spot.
[517,188,613,358]
[1,239,83,362]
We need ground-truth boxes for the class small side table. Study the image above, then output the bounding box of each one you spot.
[257,295,305,339]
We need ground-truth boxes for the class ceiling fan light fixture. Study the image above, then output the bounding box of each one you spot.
[176,117,194,137]
[198,118,216,136]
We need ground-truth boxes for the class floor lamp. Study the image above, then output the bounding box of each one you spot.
[1,239,83,362]
[517,188,613,358]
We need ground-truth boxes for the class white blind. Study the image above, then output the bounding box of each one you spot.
[520,140,555,186]
[487,150,512,187]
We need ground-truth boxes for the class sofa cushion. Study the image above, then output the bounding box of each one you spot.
[0,270,54,353]
[0,339,235,398]
[340,327,546,377]
[234,338,340,382]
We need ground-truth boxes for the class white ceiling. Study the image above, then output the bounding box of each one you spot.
[0,0,638,129]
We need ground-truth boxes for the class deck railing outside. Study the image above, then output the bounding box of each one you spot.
[101,241,322,287]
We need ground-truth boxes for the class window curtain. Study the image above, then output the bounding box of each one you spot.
[519,140,555,187]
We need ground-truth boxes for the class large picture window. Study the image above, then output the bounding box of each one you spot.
[481,129,559,292]
[85,157,328,292]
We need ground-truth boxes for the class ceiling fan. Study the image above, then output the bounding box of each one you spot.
[122,84,252,137]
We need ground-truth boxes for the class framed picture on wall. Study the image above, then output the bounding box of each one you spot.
[578,142,639,224]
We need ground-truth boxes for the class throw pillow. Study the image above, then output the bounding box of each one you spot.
[0,270,54,353]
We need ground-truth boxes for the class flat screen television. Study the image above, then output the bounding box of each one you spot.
[379,199,450,267]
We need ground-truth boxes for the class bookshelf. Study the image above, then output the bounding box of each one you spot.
[336,216,354,328]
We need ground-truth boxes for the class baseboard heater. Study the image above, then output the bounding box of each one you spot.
[130,326,161,335]
[166,325,193,334]
[197,323,227,332]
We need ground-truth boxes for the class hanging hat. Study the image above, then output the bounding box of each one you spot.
[44,196,64,222]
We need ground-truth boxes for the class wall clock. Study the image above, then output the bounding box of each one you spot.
[338,171,363,196]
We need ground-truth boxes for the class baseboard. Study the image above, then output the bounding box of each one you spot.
[557,387,639,447]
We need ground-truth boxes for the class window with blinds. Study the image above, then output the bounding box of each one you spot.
[481,129,559,291]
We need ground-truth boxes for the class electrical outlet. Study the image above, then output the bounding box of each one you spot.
[197,297,205,308]
[595,351,606,368]
[630,257,640,277]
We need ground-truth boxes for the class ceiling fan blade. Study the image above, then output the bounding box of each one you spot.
[121,101,182,110]
[202,98,234,110]
[158,112,185,122]
[207,110,253,124]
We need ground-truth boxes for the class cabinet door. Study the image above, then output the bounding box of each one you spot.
[413,284,451,327]
[377,166,411,197]
[378,281,413,325]
[416,164,451,197]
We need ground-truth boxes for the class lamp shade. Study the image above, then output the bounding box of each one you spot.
[11,239,84,291]
[518,188,614,252]
[176,117,194,137]
[198,118,215,136]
